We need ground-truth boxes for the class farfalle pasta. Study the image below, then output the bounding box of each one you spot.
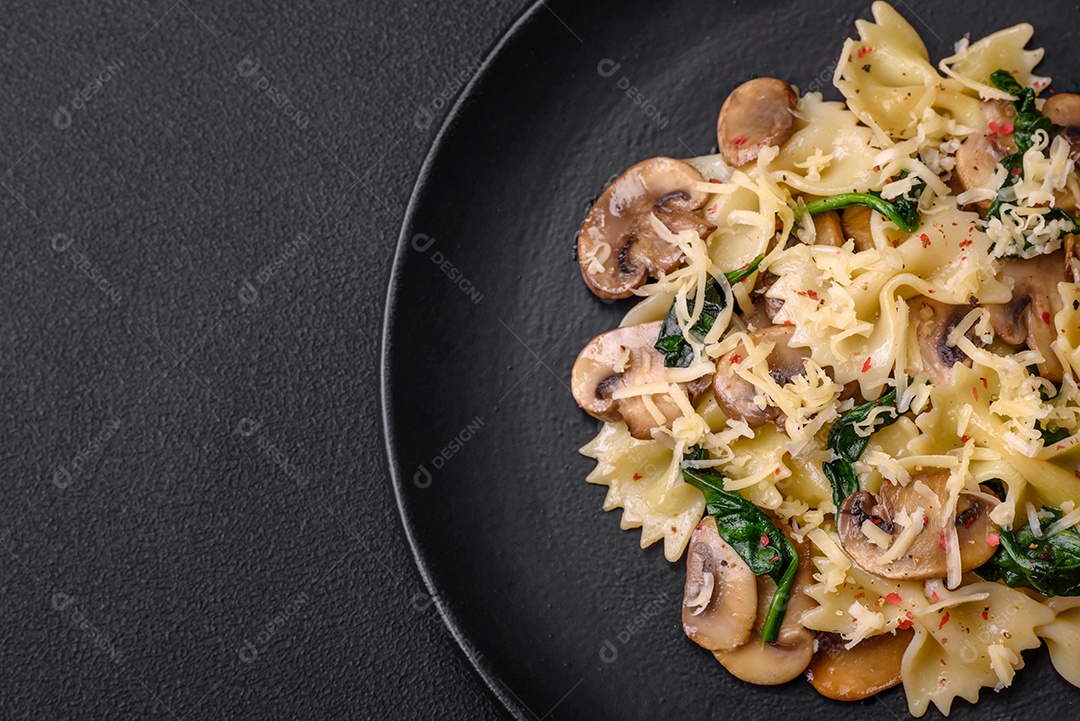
[570,2,1080,716]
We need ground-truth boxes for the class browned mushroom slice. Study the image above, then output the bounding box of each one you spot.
[913,298,981,384]
[806,628,914,701]
[571,321,709,439]
[955,100,1017,210]
[840,205,876,251]
[1043,94,1080,214]
[717,78,798,167]
[682,517,758,652]
[837,470,999,581]
[712,324,810,428]
[577,158,714,299]
[811,210,845,248]
[986,251,1067,382]
[713,536,815,685]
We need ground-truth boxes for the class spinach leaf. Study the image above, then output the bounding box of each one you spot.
[1037,422,1070,446]
[978,506,1080,596]
[800,176,926,235]
[989,70,1061,156]
[822,388,900,509]
[985,70,1072,230]
[654,256,763,368]
[681,446,798,643]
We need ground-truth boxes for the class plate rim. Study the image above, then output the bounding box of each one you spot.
[378,1,548,718]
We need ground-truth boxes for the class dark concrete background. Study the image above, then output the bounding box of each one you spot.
[0,0,525,717]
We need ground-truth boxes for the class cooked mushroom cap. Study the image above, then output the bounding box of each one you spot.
[578,158,714,299]
[811,210,845,248]
[840,205,875,252]
[955,100,1017,209]
[986,251,1067,382]
[712,324,810,428]
[713,537,815,685]
[837,470,999,581]
[571,321,709,439]
[1044,92,1080,129]
[682,516,758,652]
[717,78,797,167]
[806,628,913,701]
[914,298,980,384]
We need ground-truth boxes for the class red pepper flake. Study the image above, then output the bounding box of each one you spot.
[1042,310,1052,325]
[987,532,1000,547]
[771,553,780,563]
[982,377,988,389]
[732,135,746,147]
[940,659,948,666]
[937,532,947,551]
[862,357,872,373]
[857,46,874,59]
[988,120,999,132]
[695,523,704,531]
[760,534,770,548]
[708,203,718,214]
[774,467,780,476]
[982,610,989,621]
[972,387,979,402]
[906,610,915,620]
[854,592,866,600]
[1011,166,1023,176]
[886,593,902,606]
[1074,470,1080,481]
[632,473,642,481]
[928,289,936,294]
[731,354,742,364]
[959,238,972,248]
[872,517,883,526]
[897,619,913,630]
[932,591,940,603]
[942,637,948,645]
[806,289,821,301]
[961,435,971,443]
[963,513,976,529]
[920,233,931,248]
[939,611,950,629]
[1000,122,1015,134]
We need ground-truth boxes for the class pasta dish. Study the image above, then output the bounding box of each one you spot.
[570,3,1080,715]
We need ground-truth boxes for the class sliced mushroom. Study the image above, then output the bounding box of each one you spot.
[713,536,815,685]
[913,298,981,384]
[955,100,1017,210]
[811,210,845,248]
[837,470,1000,581]
[682,516,758,652]
[840,205,876,251]
[986,251,1067,382]
[712,324,810,429]
[1042,93,1080,213]
[717,78,797,167]
[806,628,914,701]
[578,158,715,299]
[571,321,709,439]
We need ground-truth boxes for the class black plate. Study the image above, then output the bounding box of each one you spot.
[382,1,1080,718]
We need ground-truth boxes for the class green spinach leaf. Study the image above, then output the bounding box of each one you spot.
[822,388,900,509]
[800,176,926,235]
[978,506,1080,596]
[681,446,798,643]
[655,256,763,367]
